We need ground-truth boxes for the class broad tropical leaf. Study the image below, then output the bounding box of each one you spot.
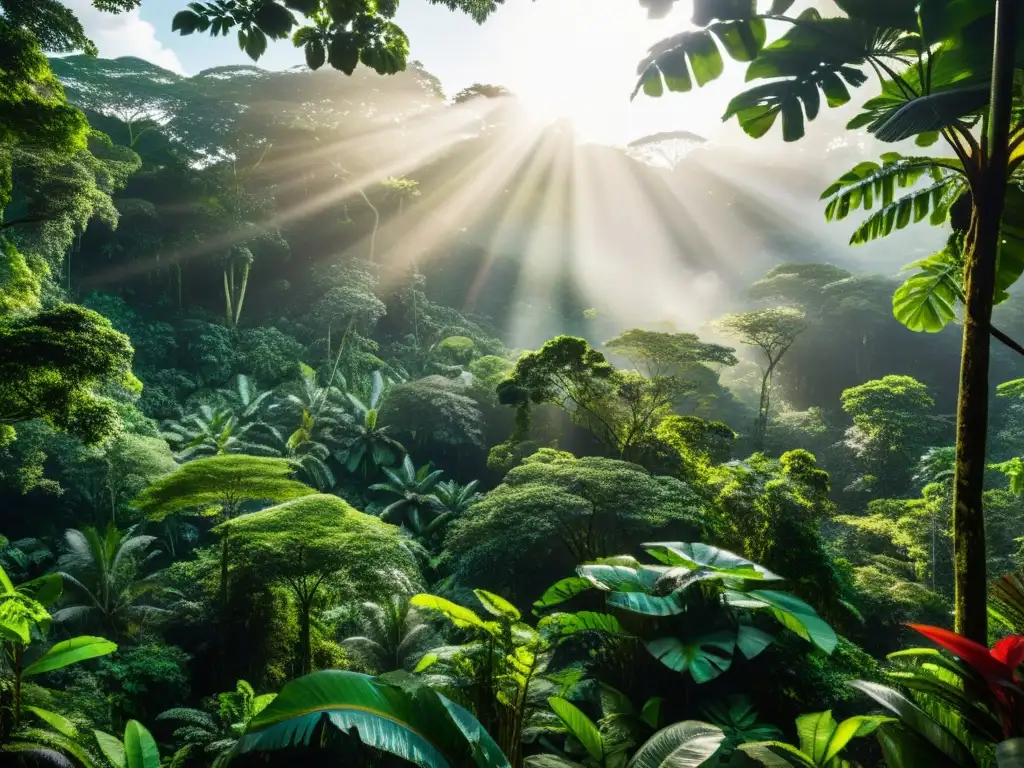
[627,721,726,768]
[533,577,592,610]
[234,670,509,768]
[24,636,117,676]
[892,248,962,332]
[645,632,736,683]
[745,591,837,653]
[124,720,161,768]
[538,611,627,638]
[644,542,781,579]
[474,590,521,621]
[633,20,767,98]
[410,595,487,630]
[94,730,126,768]
[548,697,604,762]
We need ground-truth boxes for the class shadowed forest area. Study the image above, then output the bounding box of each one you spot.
[8,0,1024,766]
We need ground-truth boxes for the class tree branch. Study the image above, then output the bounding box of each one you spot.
[991,324,1024,357]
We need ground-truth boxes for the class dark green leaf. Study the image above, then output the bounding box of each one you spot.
[645,631,735,683]
[328,31,360,74]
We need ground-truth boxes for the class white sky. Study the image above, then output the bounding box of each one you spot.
[71,0,748,146]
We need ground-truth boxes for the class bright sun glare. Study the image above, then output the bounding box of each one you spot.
[485,0,723,146]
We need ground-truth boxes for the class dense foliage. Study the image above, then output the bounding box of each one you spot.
[6,0,1024,766]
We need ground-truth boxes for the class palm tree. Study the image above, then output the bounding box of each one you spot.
[160,405,276,462]
[340,595,434,674]
[276,363,350,437]
[217,373,274,424]
[336,371,404,476]
[262,410,337,491]
[434,479,483,516]
[52,525,168,638]
[370,456,445,536]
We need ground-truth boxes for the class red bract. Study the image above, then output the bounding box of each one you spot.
[907,623,1024,738]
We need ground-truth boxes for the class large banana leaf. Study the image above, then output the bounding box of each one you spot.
[24,636,117,676]
[627,721,726,768]
[232,670,509,768]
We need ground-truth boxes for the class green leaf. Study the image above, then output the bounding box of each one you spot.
[533,577,593,611]
[640,698,662,729]
[538,611,627,638]
[873,84,990,142]
[892,249,962,332]
[645,631,735,683]
[745,591,837,653]
[795,711,836,763]
[253,1,296,38]
[25,706,77,738]
[607,590,684,616]
[240,670,508,768]
[845,681,976,767]
[124,720,160,768]
[285,0,321,12]
[738,741,817,767]
[95,729,126,768]
[24,636,117,676]
[243,28,269,61]
[19,573,62,607]
[171,9,201,35]
[822,716,896,763]
[474,590,520,621]
[328,31,360,75]
[410,594,486,630]
[305,40,326,70]
[633,20,766,99]
[548,697,604,762]
[626,721,726,768]
[735,625,774,659]
[644,542,780,580]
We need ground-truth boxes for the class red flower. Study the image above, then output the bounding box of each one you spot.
[907,624,1024,738]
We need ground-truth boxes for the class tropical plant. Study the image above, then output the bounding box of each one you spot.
[632,0,1024,642]
[0,564,117,759]
[413,589,547,767]
[336,370,405,476]
[52,524,168,637]
[262,410,337,490]
[526,694,726,768]
[217,373,274,424]
[276,362,350,439]
[160,405,276,462]
[739,710,893,767]
[371,455,446,537]
[534,542,837,683]
[224,669,510,768]
[94,719,162,768]
[434,478,484,524]
[341,595,435,674]
[701,696,783,767]
[158,679,275,765]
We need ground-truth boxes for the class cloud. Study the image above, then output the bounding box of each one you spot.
[65,0,185,74]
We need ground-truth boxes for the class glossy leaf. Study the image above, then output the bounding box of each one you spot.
[795,711,836,763]
[24,636,117,676]
[549,697,604,762]
[124,720,161,768]
[873,84,990,142]
[746,590,837,653]
[538,611,627,638]
[94,729,126,768]
[474,589,521,621]
[607,590,684,616]
[645,632,735,683]
[644,542,781,579]
[627,721,726,768]
[533,577,592,611]
[846,680,976,766]
[410,594,486,630]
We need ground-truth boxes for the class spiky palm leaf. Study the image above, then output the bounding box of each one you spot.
[341,596,435,674]
[370,457,445,535]
[160,406,279,462]
[52,525,168,637]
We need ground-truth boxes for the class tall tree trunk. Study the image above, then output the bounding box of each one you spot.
[233,261,251,328]
[952,0,1018,642]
